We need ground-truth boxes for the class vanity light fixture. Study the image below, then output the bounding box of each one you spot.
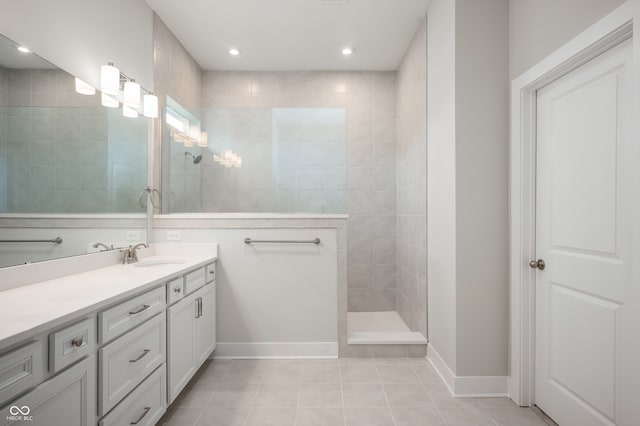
[123,80,141,109]
[341,46,354,56]
[17,46,29,53]
[100,61,158,119]
[101,93,119,108]
[143,94,159,118]
[229,48,241,56]
[74,78,96,95]
[100,62,120,95]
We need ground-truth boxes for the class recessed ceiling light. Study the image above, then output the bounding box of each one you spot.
[17,46,30,54]
[341,47,354,56]
[229,48,240,56]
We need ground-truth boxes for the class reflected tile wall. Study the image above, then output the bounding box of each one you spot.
[395,20,428,336]
[1,69,147,213]
[202,71,397,312]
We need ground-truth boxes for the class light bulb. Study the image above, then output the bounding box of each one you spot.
[75,78,96,95]
[229,48,240,56]
[100,63,120,95]
[143,94,158,118]
[341,47,354,56]
[123,81,140,108]
[123,105,138,118]
[101,93,119,108]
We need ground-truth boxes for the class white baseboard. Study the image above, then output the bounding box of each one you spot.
[212,342,339,359]
[427,344,508,397]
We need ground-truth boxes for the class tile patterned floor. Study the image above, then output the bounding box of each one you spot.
[158,358,552,426]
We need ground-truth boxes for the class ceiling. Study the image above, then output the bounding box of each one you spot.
[145,0,431,71]
[0,34,56,69]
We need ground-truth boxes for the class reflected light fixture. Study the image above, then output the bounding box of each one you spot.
[100,62,120,95]
[123,80,141,108]
[341,46,354,56]
[143,94,158,118]
[122,105,138,118]
[213,149,242,168]
[17,46,29,53]
[75,78,96,95]
[229,47,240,56]
[101,93,119,108]
[198,131,208,148]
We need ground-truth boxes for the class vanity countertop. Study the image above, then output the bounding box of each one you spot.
[0,248,217,351]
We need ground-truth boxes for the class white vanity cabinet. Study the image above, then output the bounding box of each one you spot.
[167,263,216,403]
[0,253,217,426]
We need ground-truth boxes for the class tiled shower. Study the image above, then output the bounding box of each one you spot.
[160,23,427,352]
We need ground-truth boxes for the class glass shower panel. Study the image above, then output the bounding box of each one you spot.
[195,107,346,213]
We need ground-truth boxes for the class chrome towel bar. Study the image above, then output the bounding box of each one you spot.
[244,237,320,245]
[0,237,63,244]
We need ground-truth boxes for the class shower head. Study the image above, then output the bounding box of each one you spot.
[185,152,203,164]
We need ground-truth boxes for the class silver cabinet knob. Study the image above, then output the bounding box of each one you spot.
[529,259,546,270]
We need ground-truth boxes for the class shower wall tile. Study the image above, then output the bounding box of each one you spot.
[202,70,397,312]
[395,20,427,337]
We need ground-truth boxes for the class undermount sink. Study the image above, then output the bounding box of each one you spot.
[133,258,187,267]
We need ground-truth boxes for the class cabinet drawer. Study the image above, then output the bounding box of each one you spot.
[0,341,43,407]
[205,263,216,283]
[184,268,205,295]
[48,318,95,374]
[98,287,165,344]
[99,365,165,426]
[99,312,165,415]
[166,277,184,306]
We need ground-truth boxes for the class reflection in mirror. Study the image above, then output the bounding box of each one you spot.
[0,33,149,268]
[162,97,347,213]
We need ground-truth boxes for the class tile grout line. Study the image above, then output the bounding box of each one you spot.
[337,359,348,426]
[244,360,266,426]
[191,360,227,426]
[410,360,448,425]
[373,359,398,426]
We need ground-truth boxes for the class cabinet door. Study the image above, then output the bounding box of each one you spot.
[195,284,216,366]
[167,294,197,403]
[1,356,95,426]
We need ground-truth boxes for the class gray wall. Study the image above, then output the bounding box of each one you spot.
[201,70,398,313]
[427,0,509,377]
[508,0,626,79]
[395,20,428,338]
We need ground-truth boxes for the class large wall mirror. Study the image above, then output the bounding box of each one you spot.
[0,33,150,267]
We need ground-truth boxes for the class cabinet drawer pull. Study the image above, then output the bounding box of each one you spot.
[71,336,84,347]
[198,297,203,318]
[174,287,181,293]
[129,349,150,363]
[129,304,150,315]
[130,407,151,425]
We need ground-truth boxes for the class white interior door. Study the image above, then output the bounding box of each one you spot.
[535,38,633,426]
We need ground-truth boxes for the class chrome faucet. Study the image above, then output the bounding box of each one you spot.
[93,242,113,251]
[121,243,149,264]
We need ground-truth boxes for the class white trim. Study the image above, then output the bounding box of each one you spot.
[154,213,349,220]
[212,342,339,359]
[427,344,508,397]
[509,2,634,407]
[0,213,146,219]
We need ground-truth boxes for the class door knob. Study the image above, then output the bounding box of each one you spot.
[529,259,545,270]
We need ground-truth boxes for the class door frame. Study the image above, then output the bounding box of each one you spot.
[508,3,634,407]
